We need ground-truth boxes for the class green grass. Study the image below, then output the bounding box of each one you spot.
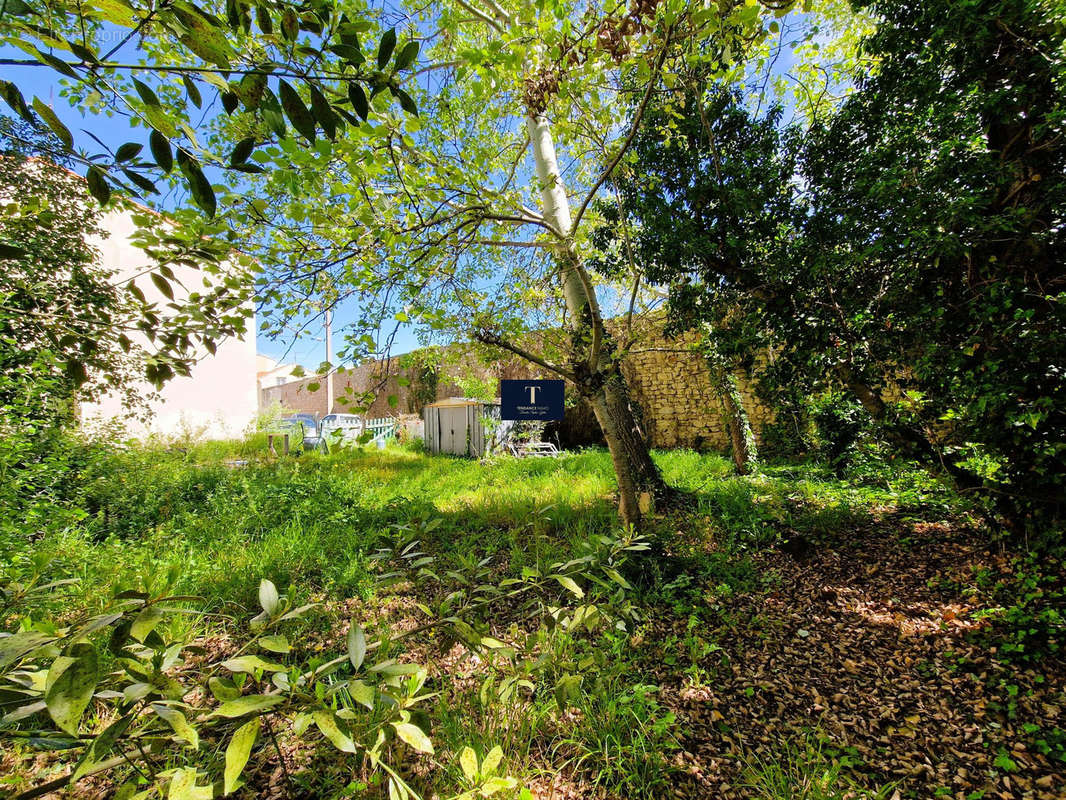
[738,730,899,800]
[4,444,957,616]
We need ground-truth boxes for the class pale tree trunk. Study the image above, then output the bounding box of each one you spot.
[526,112,668,525]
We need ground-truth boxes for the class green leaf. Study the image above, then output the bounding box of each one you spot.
[130,604,165,641]
[0,80,33,123]
[182,74,203,109]
[86,0,136,27]
[387,394,399,408]
[167,767,214,800]
[68,41,98,64]
[237,71,268,110]
[394,40,419,71]
[348,83,369,121]
[377,29,397,70]
[554,673,582,709]
[34,49,79,79]
[150,130,173,173]
[71,712,134,781]
[86,166,111,205]
[131,78,176,137]
[152,703,199,749]
[552,575,584,598]
[392,721,433,754]
[346,623,366,671]
[313,710,356,752]
[225,0,241,30]
[328,43,363,64]
[308,84,337,141]
[222,655,286,674]
[306,381,321,392]
[31,97,73,148]
[208,676,242,701]
[258,578,279,615]
[149,271,174,299]
[132,77,161,108]
[348,679,375,710]
[481,744,503,777]
[213,694,283,718]
[255,4,273,34]
[45,645,99,736]
[3,0,33,15]
[278,80,316,144]
[459,745,478,783]
[480,776,518,796]
[224,716,260,794]
[221,90,240,114]
[603,567,631,589]
[228,137,254,166]
[176,149,216,218]
[0,630,56,667]
[115,142,142,162]
[173,7,234,67]
[259,635,290,654]
[280,6,298,40]
[262,104,286,138]
[395,88,417,116]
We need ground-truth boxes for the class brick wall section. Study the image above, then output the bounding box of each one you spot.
[260,358,415,418]
[260,321,775,451]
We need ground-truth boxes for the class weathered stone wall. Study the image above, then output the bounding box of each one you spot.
[260,321,775,452]
[619,330,774,450]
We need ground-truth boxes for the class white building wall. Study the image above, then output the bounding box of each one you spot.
[79,206,258,440]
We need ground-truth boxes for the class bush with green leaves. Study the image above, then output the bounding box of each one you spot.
[0,576,454,800]
[1,503,651,799]
[809,392,868,478]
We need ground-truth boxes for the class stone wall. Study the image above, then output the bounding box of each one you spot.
[260,322,775,452]
[620,330,774,450]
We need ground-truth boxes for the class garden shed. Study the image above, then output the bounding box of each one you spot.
[423,398,511,457]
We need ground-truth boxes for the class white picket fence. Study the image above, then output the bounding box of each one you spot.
[321,416,397,449]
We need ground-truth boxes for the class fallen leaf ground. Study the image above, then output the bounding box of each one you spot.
[652,517,1065,799]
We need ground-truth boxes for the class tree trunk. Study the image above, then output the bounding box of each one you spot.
[699,332,757,475]
[587,360,668,526]
[526,111,668,525]
[710,362,757,475]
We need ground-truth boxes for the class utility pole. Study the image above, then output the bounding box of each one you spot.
[324,304,334,415]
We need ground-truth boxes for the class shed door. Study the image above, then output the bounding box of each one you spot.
[439,407,469,455]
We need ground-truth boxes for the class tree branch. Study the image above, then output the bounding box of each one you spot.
[472,329,576,381]
[570,30,673,234]
[453,0,504,32]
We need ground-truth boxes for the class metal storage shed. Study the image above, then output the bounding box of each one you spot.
[423,398,511,457]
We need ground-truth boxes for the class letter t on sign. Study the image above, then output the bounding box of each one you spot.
[526,385,540,403]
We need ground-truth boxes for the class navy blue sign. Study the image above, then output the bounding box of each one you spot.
[501,379,564,421]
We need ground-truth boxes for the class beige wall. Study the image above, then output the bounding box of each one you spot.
[79,207,258,440]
